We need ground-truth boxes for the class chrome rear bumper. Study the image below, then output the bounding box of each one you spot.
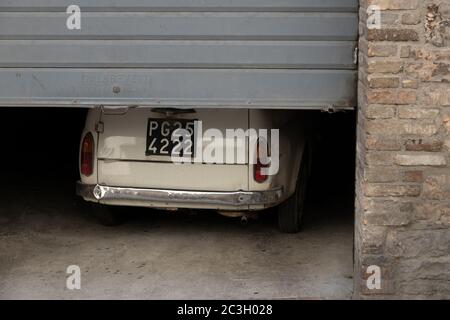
[76,182,282,207]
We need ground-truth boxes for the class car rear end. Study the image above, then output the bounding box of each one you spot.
[76,107,299,212]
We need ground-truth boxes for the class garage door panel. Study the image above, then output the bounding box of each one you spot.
[0,13,357,41]
[0,40,357,69]
[0,69,356,108]
[0,0,358,12]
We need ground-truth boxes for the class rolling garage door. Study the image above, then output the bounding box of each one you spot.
[0,0,358,109]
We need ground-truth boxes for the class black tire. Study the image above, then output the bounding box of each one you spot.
[89,203,125,227]
[277,149,309,233]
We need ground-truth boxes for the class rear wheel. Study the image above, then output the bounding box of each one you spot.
[89,203,125,226]
[277,149,309,233]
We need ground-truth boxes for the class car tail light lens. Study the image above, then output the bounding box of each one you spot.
[253,138,270,183]
[80,132,94,176]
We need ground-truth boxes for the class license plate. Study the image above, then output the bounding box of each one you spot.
[146,118,195,157]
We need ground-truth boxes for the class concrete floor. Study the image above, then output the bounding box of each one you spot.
[0,181,354,300]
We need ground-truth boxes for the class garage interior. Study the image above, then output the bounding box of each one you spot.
[0,107,356,299]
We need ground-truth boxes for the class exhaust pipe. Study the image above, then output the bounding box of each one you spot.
[240,215,249,226]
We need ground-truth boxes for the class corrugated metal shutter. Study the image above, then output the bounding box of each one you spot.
[0,0,358,109]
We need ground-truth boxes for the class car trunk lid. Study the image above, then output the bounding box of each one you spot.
[97,107,249,191]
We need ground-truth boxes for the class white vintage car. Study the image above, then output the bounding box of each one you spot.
[76,107,310,233]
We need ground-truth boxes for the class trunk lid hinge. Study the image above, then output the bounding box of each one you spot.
[95,121,104,133]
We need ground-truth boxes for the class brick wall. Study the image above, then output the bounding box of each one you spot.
[356,0,450,298]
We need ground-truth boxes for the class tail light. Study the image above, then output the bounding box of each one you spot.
[253,138,270,183]
[80,132,94,176]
